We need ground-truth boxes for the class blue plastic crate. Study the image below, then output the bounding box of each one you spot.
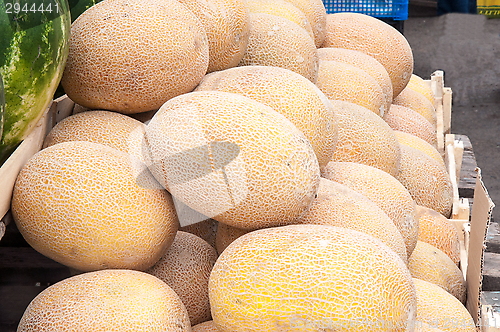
[323,0,409,20]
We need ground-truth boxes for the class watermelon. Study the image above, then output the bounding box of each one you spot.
[68,0,102,22]
[0,72,4,140]
[0,0,71,165]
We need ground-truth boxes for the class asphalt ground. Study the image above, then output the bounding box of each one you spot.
[404,12,500,221]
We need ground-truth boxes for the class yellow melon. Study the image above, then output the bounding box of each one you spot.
[209,224,416,331]
[329,100,401,177]
[239,13,318,82]
[180,219,218,250]
[413,278,476,332]
[216,222,250,255]
[42,110,147,162]
[298,178,407,263]
[395,130,444,166]
[146,231,218,326]
[384,105,437,148]
[417,205,461,266]
[17,269,191,331]
[316,60,386,116]
[317,47,393,109]
[283,0,327,47]
[245,0,315,41]
[322,161,418,257]
[195,65,338,168]
[408,241,466,303]
[12,141,178,272]
[407,74,436,106]
[321,12,413,98]
[177,0,250,73]
[393,88,437,128]
[416,326,447,332]
[145,91,320,230]
[193,320,219,332]
[397,144,453,218]
[61,0,209,114]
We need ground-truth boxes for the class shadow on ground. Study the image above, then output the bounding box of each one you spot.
[405,13,500,221]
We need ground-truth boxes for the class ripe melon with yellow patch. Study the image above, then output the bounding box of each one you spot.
[12,141,178,272]
[384,105,437,148]
[283,0,327,47]
[317,47,393,109]
[61,0,209,114]
[322,161,418,257]
[209,224,417,331]
[244,0,315,41]
[193,320,219,332]
[316,60,386,116]
[239,13,318,82]
[17,269,191,331]
[413,278,476,332]
[397,144,453,218]
[145,91,320,230]
[407,74,436,106]
[146,231,218,326]
[298,178,407,263]
[395,130,444,166]
[394,88,437,128]
[408,241,466,303]
[177,0,250,73]
[195,65,338,168]
[42,110,147,162]
[329,100,400,177]
[321,12,413,98]
[417,205,460,266]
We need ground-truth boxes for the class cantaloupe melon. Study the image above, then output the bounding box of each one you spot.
[193,320,219,332]
[395,130,444,166]
[180,219,218,250]
[216,222,250,255]
[393,88,437,128]
[42,110,146,162]
[61,0,209,114]
[316,60,386,116]
[244,0,315,41]
[407,74,436,106]
[12,141,178,272]
[145,91,320,230]
[329,100,401,177]
[195,65,338,168]
[239,13,318,82]
[283,0,327,47]
[298,178,407,263]
[177,0,250,73]
[209,224,416,331]
[17,269,191,331]
[317,47,393,109]
[413,278,476,331]
[321,12,413,98]
[397,144,453,218]
[384,105,437,148]
[322,161,418,257]
[417,205,460,266]
[146,231,218,326]
[416,327,447,332]
[408,241,466,303]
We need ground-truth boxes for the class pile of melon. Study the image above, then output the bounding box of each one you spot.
[12,0,476,331]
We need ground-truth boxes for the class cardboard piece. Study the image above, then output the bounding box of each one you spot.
[467,167,495,325]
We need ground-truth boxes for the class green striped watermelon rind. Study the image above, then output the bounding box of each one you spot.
[0,0,70,165]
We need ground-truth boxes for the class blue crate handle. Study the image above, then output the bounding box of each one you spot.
[323,0,409,20]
